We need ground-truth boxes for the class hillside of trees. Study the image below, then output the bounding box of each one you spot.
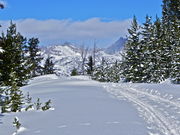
[91,0,179,84]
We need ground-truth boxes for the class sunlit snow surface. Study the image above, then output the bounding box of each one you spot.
[0,75,179,135]
[0,48,4,53]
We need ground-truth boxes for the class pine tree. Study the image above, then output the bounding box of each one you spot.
[92,57,106,82]
[1,71,24,113]
[43,56,55,75]
[170,18,180,84]
[35,98,41,110]
[8,71,24,112]
[1,95,10,113]
[0,45,4,106]
[71,68,78,76]
[122,16,144,82]
[141,17,168,83]
[162,0,180,25]
[151,18,163,82]
[87,56,94,75]
[27,38,43,77]
[0,22,30,86]
[92,57,113,82]
[140,15,154,82]
[108,61,121,83]
[1,87,11,113]
[13,117,21,131]
[162,0,180,83]
[42,99,51,111]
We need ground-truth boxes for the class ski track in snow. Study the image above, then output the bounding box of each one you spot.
[57,121,122,129]
[104,84,180,135]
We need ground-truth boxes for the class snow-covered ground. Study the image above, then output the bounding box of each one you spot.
[0,75,179,135]
[104,81,180,135]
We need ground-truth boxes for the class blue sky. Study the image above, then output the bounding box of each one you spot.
[0,0,162,47]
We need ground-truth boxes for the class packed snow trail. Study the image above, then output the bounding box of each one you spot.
[0,75,147,135]
[104,83,180,135]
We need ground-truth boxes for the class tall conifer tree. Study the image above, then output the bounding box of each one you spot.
[140,15,154,82]
[28,38,42,77]
[43,56,55,75]
[122,16,145,82]
[162,0,180,83]
[0,22,30,86]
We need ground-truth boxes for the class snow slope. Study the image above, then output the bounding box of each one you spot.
[0,75,179,135]
[0,75,147,135]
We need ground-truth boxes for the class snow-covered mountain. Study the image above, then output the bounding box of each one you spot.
[41,43,122,76]
[105,37,127,54]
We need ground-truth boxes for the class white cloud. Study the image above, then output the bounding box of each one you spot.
[0,18,131,47]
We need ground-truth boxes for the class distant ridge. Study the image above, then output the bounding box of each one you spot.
[41,44,122,76]
[105,37,127,54]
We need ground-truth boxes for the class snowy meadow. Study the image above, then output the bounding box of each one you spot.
[0,74,180,135]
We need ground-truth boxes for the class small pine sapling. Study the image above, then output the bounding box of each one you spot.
[8,72,25,112]
[25,92,32,104]
[13,117,21,131]
[25,104,34,111]
[35,98,42,110]
[71,68,78,76]
[1,96,10,113]
[42,99,51,111]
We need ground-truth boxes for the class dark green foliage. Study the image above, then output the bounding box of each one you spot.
[0,87,4,106]
[1,90,10,113]
[0,23,54,114]
[35,98,42,110]
[71,68,78,76]
[162,0,180,24]
[92,1,179,84]
[170,19,180,84]
[92,58,107,82]
[1,72,24,113]
[13,117,21,130]
[0,22,31,86]
[42,100,51,111]
[122,16,146,83]
[146,17,169,83]
[27,38,43,77]
[25,104,33,111]
[139,15,154,82]
[87,56,94,75]
[43,56,55,75]
[92,58,121,83]
[121,9,179,84]
[109,61,122,83]
[8,72,24,112]
[25,92,32,104]
[162,0,180,84]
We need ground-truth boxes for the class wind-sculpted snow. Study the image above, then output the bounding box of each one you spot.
[104,83,180,135]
